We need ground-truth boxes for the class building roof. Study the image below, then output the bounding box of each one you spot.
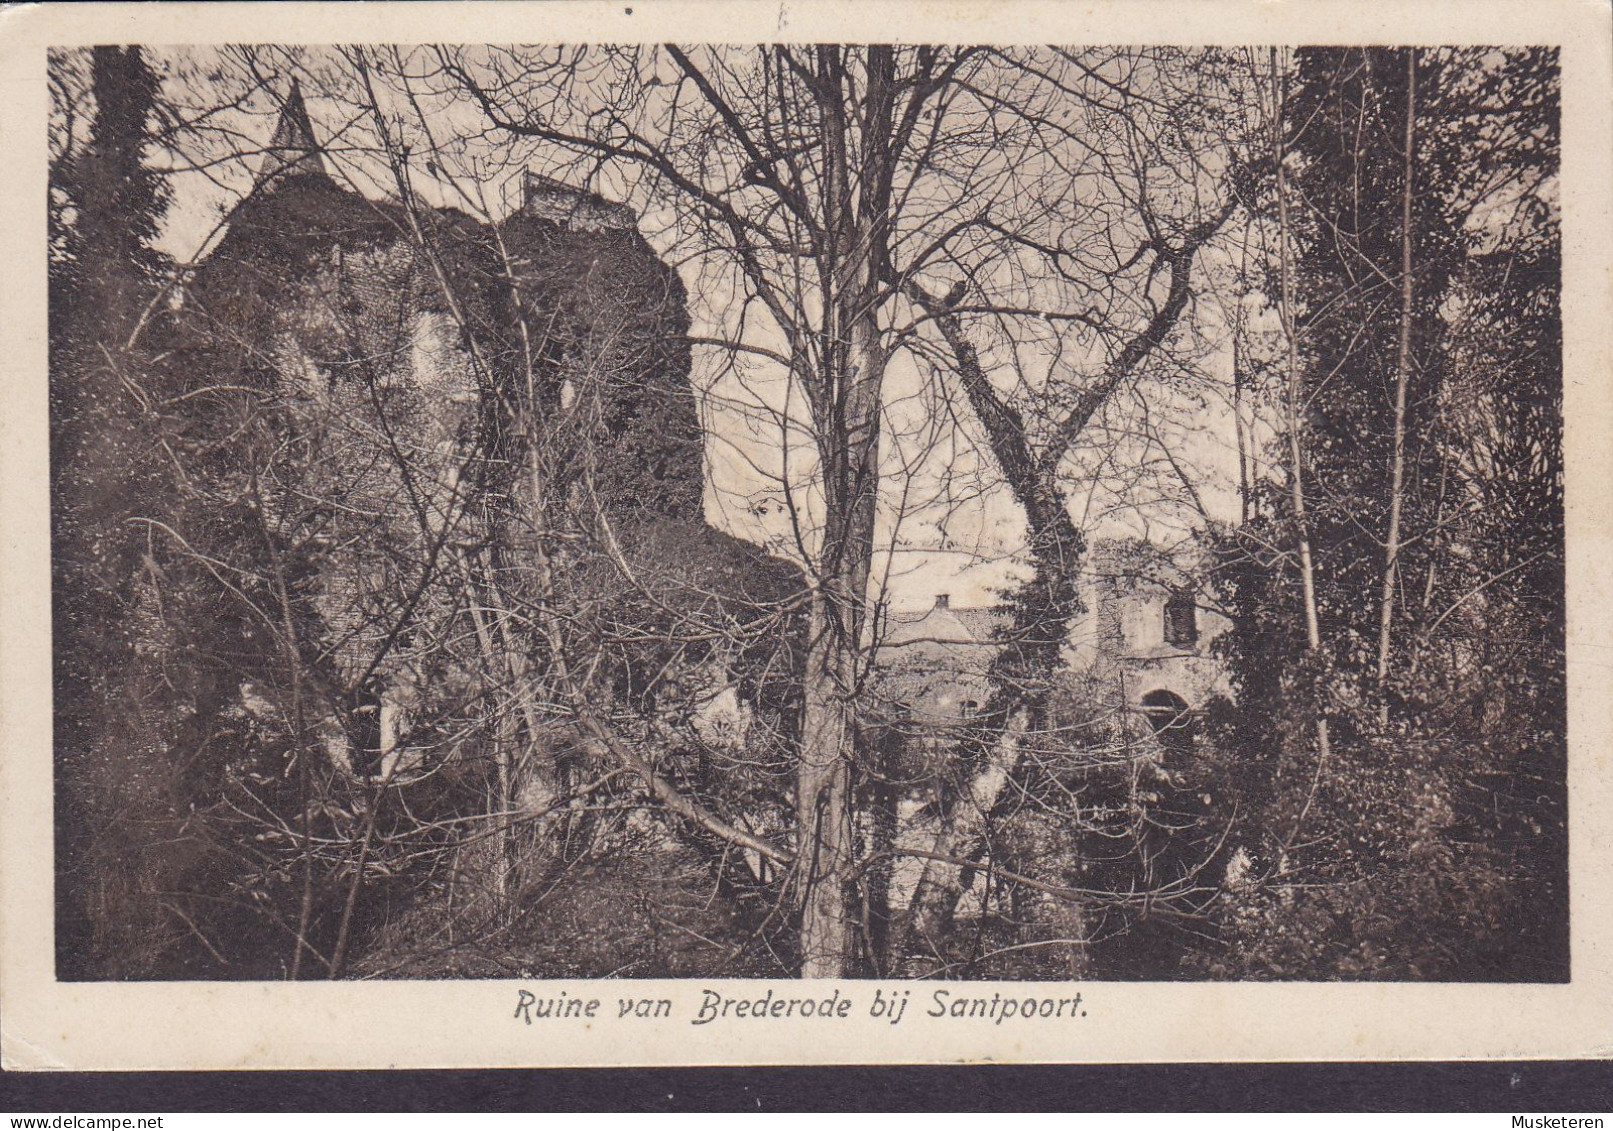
[869,599,1003,724]
[880,600,1007,649]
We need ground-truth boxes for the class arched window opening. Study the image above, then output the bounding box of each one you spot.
[1164,588,1199,647]
[1141,689,1195,755]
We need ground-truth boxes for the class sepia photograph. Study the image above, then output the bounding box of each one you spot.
[3,0,1611,1071]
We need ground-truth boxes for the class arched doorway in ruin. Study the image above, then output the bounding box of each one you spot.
[1140,688,1195,755]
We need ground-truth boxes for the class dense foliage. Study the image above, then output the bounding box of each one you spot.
[1203,47,1565,980]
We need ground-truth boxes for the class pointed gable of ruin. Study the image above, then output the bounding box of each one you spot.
[254,80,332,191]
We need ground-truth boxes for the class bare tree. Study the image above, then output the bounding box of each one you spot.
[891,49,1245,958]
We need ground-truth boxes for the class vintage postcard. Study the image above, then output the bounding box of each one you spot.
[1,0,1610,1069]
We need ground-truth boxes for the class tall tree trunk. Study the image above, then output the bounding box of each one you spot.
[894,294,1085,960]
[1375,51,1418,724]
[1271,47,1334,836]
[1233,222,1255,525]
[457,557,520,908]
[794,45,896,978]
[795,317,883,974]
[796,590,861,976]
